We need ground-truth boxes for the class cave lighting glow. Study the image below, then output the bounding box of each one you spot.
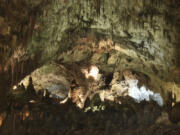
[88,66,99,80]
[13,85,17,90]
[82,65,99,80]
[127,79,163,106]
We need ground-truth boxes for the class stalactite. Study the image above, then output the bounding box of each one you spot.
[0,45,9,53]
[126,15,131,28]
[90,1,93,17]
[134,20,137,29]
[167,34,171,43]
[138,17,141,29]
[20,62,24,78]
[10,59,15,87]
[111,22,114,40]
[67,7,71,25]
[102,0,105,15]
[143,0,146,7]
[163,29,166,38]
[15,63,18,85]
[127,0,130,8]
[152,0,154,6]
[79,3,82,18]
[157,0,160,7]
[97,0,101,17]
[150,12,153,25]
[159,0,162,8]
[92,0,102,17]
[142,21,144,29]
[153,27,157,34]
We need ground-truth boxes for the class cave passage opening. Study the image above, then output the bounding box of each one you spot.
[13,62,164,109]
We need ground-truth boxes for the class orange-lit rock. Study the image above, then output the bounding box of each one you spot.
[0,112,6,127]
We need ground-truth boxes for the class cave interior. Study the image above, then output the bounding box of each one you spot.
[0,0,180,135]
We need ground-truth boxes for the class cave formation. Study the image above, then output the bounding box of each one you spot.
[0,0,180,134]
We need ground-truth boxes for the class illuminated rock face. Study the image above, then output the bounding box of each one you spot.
[28,0,179,72]
[0,0,180,103]
[127,79,163,106]
[27,0,180,87]
[18,64,70,100]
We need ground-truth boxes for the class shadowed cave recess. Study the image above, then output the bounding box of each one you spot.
[0,0,180,135]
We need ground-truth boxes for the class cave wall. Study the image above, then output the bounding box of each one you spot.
[28,0,179,77]
[28,0,180,98]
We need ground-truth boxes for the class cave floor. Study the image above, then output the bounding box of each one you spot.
[0,93,180,135]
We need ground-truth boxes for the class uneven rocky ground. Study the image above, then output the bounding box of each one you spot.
[0,90,180,135]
